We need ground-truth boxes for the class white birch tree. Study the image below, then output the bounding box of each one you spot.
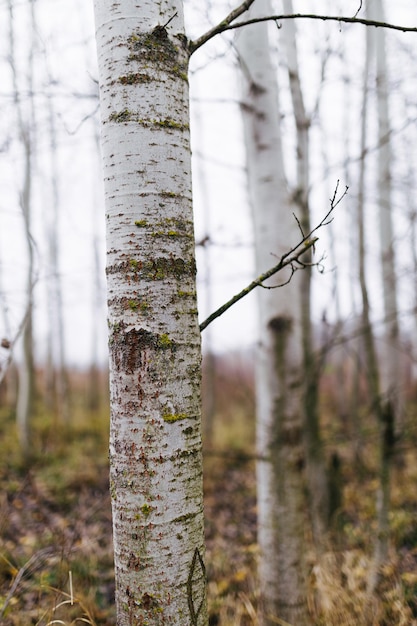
[236,2,311,623]
[281,0,329,545]
[93,2,207,624]
[8,0,37,455]
[367,0,397,589]
[44,82,70,423]
[369,0,402,426]
[355,6,392,591]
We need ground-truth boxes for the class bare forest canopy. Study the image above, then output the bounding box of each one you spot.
[0,0,416,371]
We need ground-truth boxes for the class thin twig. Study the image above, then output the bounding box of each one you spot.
[162,11,177,29]
[354,1,363,18]
[190,13,417,55]
[199,183,348,332]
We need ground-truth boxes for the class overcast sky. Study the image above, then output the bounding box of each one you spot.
[0,0,416,367]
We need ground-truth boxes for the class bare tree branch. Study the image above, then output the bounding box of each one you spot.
[199,182,348,332]
[189,0,256,54]
[190,13,417,55]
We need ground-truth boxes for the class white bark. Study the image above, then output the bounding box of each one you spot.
[8,0,37,455]
[409,188,417,382]
[236,2,310,624]
[367,0,395,588]
[356,9,391,590]
[45,84,70,422]
[369,0,402,425]
[88,127,105,412]
[94,2,207,624]
[194,99,216,447]
[281,0,329,545]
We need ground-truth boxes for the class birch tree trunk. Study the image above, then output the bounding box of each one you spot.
[8,0,37,455]
[409,181,417,384]
[45,85,70,423]
[367,0,396,590]
[88,127,105,413]
[194,100,216,448]
[369,0,402,428]
[281,0,329,545]
[356,13,391,592]
[236,3,310,623]
[93,3,207,624]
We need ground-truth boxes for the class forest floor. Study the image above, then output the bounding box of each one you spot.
[0,402,262,626]
[0,394,417,625]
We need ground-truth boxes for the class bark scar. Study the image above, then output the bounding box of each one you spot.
[187,547,206,625]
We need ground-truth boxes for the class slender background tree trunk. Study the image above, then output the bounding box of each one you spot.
[237,3,311,623]
[371,0,402,430]
[367,0,395,591]
[281,0,330,546]
[8,0,37,456]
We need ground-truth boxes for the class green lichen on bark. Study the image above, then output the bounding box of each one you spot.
[127,28,189,82]
[162,412,188,423]
[158,333,173,349]
[107,257,196,282]
[140,503,153,517]
[135,216,192,236]
[107,112,188,130]
[109,109,132,123]
[151,230,192,239]
[119,72,152,85]
[116,296,150,314]
[153,118,187,130]
[149,257,195,281]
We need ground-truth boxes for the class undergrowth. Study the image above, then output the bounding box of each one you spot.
[0,360,416,625]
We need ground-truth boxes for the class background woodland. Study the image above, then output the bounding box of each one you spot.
[0,0,417,624]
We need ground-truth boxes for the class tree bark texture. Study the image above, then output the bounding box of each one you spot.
[94,2,207,624]
[236,2,311,624]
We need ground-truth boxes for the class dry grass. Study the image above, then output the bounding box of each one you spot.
[312,550,416,626]
[0,360,416,625]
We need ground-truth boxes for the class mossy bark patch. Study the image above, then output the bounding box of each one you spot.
[127,29,189,81]
[107,257,196,282]
[119,72,152,85]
